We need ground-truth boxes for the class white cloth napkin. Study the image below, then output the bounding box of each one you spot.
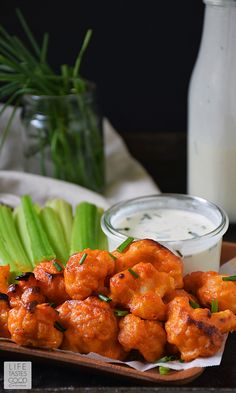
[0,106,159,204]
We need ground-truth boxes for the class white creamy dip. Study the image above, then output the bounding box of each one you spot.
[115,209,215,242]
[101,195,229,274]
[111,208,222,273]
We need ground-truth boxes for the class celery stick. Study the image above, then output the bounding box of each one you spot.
[34,203,41,214]
[19,195,56,266]
[0,235,18,282]
[40,206,69,264]
[96,207,108,250]
[70,202,96,253]
[14,205,31,262]
[0,233,16,268]
[0,205,32,274]
[46,198,73,250]
[70,202,108,253]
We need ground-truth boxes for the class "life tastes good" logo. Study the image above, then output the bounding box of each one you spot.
[4,362,32,389]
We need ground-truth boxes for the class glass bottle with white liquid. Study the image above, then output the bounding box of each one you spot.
[188,0,236,222]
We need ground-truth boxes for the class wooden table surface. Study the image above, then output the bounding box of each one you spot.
[1,131,236,392]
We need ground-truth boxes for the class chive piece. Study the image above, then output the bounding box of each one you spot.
[189,299,200,309]
[109,252,117,261]
[175,249,183,258]
[222,275,236,281]
[128,268,139,279]
[54,321,67,332]
[141,213,151,220]
[156,355,176,363]
[116,237,134,253]
[49,302,56,308]
[211,299,218,313]
[114,310,129,317]
[98,294,112,303]
[53,261,63,272]
[79,253,87,265]
[179,359,185,363]
[188,231,199,238]
[159,366,170,375]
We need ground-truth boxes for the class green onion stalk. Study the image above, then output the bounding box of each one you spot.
[22,90,105,192]
[0,9,105,193]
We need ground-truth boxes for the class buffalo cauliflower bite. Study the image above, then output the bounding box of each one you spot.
[33,260,69,305]
[112,239,183,288]
[8,302,63,348]
[64,250,115,300]
[57,297,124,360]
[163,289,198,304]
[184,271,236,313]
[0,265,10,294]
[118,314,166,362]
[165,296,236,362]
[7,272,45,308]
[110,262,174,320]
[0,293,10,338]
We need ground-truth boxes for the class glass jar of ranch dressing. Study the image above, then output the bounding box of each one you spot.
[101,194,229,274]
[188,0,236,222]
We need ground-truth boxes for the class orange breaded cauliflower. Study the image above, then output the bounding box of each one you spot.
[33,260,69,305]
[64,250,115,300]
[112,239,183,288]
[0,265,10,294]
[184,271,236,313]
[57,297,124,359]
[8,302,63,348]
[165,296,236,362]
[7,272,45,308]
[0,293,10,338]
[163,289,198,304]
[118,314,166,362]
[110,262,174,320]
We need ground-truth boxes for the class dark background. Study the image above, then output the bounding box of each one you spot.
[1,0,205,134]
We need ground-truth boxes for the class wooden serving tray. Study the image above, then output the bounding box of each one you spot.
[1,241,235,385]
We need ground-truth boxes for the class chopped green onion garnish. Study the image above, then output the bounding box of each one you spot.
[98,294,112,303]
[175,250,183,258]
[53,261,63,272]
[116,237,134,253]
[156,355,176,363]
[188,231,199,238]
[114,310,129,317]
[159,366,170,375]
[222,275,236,281]
[79,253,87,265]
[49,303,56,308]
[189,299,200,309]
[54,321,67,332]
[128,268,139,279]
[109,252,117,261]
[211,299,218,313]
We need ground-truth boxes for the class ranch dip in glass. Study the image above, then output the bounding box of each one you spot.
[101,194,229,274]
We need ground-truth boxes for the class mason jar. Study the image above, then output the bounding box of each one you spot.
[21,85,105,193]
